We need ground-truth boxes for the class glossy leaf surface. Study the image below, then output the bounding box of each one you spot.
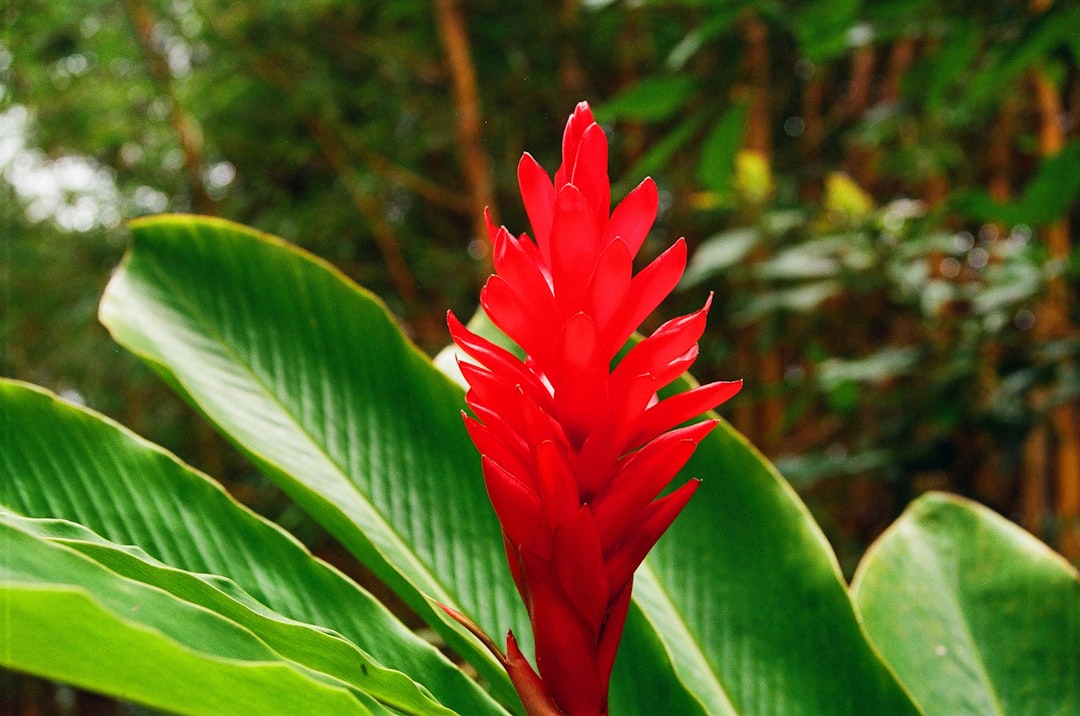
[613,389,921,715]
[0,378,505,716]
[99,215,521,706]
[1,513,390,716]
[853,492,1080,716]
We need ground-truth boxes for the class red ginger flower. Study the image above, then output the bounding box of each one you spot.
[447,102,741,716]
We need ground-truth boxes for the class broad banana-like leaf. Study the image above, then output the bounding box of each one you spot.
[99,215,522,707]
[852,492,1080,716]
[0,378,507,716]
[1,514,393,715]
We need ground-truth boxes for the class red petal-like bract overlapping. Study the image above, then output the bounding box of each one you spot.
[448,102,741,716]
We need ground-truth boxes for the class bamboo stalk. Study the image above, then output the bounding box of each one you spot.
[1022,419,1050,534]
[882,37,916,104]
[740,13,771,157]
[736,12,783,446]
[1031,67,1080,561]
[845,45,875,119]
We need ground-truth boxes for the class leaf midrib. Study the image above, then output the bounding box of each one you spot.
[128,242,460,608]
[918,527,1006,716]
[635,561,740,716]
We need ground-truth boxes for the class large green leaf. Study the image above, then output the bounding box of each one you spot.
[0,379,506,716]
[620,416,921,715]
[3,509,458,716]
[609,571,736,715]
[99,215,922,714]
[852,492,1080,716]
[99,215,521,707]
[0,515,385,716]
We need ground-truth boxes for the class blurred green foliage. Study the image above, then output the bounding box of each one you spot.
[3,0,1078,579]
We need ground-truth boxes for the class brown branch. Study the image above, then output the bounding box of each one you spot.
[987,100,1019,203]
[341,136,472,214]
[197,11,451,345]
[845,45,876,118]
[844,44,879,187]
[432,0,495,262]
[202,12,469,215]
[739,13,771,155]
[734,12,783,446]
[558,0,586,97]
[122,0,216,215]
[882,37,916,104]
[305,116,443,346]
[1021,423,1049,534]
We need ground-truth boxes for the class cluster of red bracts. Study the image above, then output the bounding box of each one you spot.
[446,102,740,716]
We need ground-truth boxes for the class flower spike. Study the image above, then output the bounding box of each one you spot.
[449,101,740,715]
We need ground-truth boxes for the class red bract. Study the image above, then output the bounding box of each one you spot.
[447,102,740,716]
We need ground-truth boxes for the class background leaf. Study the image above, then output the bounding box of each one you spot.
[681,227,761,288]
[697,101,750,195]
[595,76,697,123]
[617,112,709,196]
[952,142,1080,225]
[788,0,861,62]
[852,492,1080,716]
[965,5,1080,111]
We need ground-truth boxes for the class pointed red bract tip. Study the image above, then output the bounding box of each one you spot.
[449,102,739,716]
[507,632,567,716]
